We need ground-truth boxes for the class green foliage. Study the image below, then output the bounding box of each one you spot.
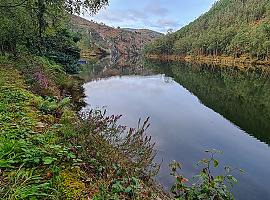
[39,96,71,116]
[36,29,81,74]
[59,109,160,199]
[0,0,109,74]
[0,0,168,198]
[0,0,36,53]
[0,64,85,199]
[77,110,157,174]
[145,0,270,60]
[0,68,65,199]
[170,150,242,200]
[93,177,142,199]
[0,59,163,199]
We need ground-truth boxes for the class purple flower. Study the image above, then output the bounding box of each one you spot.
[34,71,49,89]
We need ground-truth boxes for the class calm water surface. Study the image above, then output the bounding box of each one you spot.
[82,58,270,200]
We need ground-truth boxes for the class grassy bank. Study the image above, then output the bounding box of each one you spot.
[146,54,270,69]
[0,54,168,200]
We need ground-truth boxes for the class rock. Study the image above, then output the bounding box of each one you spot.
[36,122,46,128]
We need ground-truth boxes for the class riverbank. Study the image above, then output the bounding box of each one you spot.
[0,54,169,200]
[146,54,270,69]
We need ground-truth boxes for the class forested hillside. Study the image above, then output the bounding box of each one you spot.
[145,0,270,61]
[70,15,163,58]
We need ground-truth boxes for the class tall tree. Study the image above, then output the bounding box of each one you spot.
[0,0,109,54]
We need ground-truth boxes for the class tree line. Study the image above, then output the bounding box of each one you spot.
[145,0,270,61]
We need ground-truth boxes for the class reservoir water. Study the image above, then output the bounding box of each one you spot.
[82,58,270,200]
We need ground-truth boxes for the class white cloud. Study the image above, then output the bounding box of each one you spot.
[82,0,181,33]
[145,0,169,16]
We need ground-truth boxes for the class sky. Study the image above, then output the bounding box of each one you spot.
[82,0,217,33]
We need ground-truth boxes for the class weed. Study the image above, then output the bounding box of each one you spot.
[170,149,243,200]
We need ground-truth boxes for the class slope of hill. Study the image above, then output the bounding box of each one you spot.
[69,15,163,58]
[122,28,163,38]
[145,0,270,62]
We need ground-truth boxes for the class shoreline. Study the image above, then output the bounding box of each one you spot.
[0,54,170,199]
[146,54,270,69]
[78,60,171,200]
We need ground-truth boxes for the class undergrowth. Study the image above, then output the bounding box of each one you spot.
[0,55,164,199]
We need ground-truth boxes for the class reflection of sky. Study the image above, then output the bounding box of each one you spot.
[84,75,270,200]
[82,0,217,33]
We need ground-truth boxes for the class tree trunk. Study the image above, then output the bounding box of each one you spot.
[37,0,46,54]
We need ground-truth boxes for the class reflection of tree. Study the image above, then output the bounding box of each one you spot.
[162,75,173,84]
[80,56,155,82]
[82,57,270,145]
[144,59,270,145]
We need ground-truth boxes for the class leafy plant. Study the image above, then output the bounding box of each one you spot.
[170,150,243,200]
[39,96,71,116]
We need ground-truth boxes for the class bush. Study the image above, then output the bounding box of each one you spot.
[65,110,160,199]
[169,150,243,200]
[42,29,81,74]
[25,28,81,74]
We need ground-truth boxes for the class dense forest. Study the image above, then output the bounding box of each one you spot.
[145,0,270,61]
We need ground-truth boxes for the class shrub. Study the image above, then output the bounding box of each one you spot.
[169,150,243,200]
[66,110,160,199]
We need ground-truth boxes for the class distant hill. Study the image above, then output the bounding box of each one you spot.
[122,28,163,38]
[69,15,163,58]
[145,0,270,61]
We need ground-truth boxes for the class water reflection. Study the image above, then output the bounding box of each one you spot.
[82,58,270,200]
[80,56,154,81]
[145,60,270,146]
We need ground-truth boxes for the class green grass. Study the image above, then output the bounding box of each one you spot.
[0,66,75,199]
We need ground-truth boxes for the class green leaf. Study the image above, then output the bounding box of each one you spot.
[68,153,76,159]
[227,175,238,183]
[231,177,238,183]
[0,159,12,168]
[198,193,207,199]
[34,158,40,164]
[43,157,55,165]
[213,159,219,167]
[125,186,132,194]
[215,175,224,182]
[239,168,245,173]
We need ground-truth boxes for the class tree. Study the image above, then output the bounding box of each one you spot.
[0,0,108,13]
[145,0,270,61]
[167,28,173,35]
[0,0,35,54]
[0,0,109,54]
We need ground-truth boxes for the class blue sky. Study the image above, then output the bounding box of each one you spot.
[82,0,217,33]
